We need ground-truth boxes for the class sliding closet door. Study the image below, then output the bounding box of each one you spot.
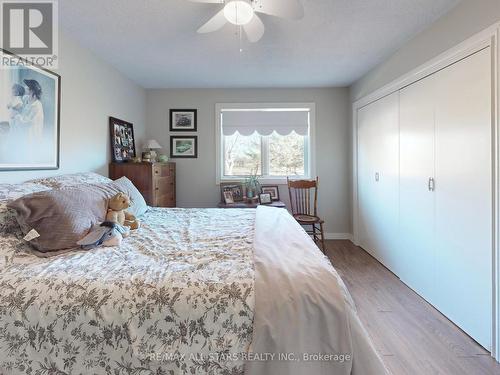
[434,48,492,350]
[357,104,379,257]
[357,93,400,274]
[399,75,437,303]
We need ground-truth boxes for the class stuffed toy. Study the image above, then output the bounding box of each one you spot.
[106,192,140,230]
[77,221,130,250]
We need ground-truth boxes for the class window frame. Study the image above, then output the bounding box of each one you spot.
[215,102,316,185]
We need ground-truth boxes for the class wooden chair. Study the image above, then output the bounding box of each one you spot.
[287,176,326,252]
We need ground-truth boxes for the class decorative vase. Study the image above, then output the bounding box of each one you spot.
[158,154,169,163]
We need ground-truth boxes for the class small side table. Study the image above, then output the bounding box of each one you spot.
[218,200,287,209]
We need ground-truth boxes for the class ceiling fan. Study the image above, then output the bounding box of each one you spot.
[189,0,304,43]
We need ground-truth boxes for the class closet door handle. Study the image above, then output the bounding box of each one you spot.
[375,172,380,182]
[428,177,435,192]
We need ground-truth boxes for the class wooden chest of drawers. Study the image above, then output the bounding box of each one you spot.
[109,162,176,207]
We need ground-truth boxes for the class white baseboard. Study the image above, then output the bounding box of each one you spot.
[325,233,353,241]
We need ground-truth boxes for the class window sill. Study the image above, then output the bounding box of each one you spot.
[219,176,311,185]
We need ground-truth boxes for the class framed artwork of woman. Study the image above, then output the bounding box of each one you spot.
[0,49,61,171]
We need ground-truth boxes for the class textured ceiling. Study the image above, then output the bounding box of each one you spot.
[59,0,461,88]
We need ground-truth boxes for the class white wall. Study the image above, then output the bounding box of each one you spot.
[350,0,500,101]
[145,88,351,236]
[0,32,146,183]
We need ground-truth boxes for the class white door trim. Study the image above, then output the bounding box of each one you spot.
[494,24,500,361]
[352,21,500,360]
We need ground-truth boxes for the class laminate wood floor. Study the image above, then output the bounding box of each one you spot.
[325,240,500,375]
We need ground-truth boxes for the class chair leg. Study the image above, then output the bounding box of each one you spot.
[312,224,318,244]
[319,222,326,253]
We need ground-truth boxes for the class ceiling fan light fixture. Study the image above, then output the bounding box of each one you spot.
[223,1,254,25]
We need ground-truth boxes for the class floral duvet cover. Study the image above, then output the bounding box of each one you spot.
[0,208,255,375]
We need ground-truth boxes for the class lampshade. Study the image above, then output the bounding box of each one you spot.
[144,139,162,149]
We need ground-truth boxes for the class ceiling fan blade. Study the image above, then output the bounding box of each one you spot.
[254,0,304,20]
[188,0,223,3]
[243,14,265,43]
[197,9,227,33]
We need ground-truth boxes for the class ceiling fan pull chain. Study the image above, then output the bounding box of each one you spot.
[239,25,243,53]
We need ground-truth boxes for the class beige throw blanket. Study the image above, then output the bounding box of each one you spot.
[247,206,387,375]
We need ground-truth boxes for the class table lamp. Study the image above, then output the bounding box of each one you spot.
[144,139,162,162]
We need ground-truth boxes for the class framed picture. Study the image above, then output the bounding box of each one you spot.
[220,183,244,202]
[109,117,136,162]
[170,109,197,131]
[261,185,280,201]
[223,190,234,204]
[259,193,273,205]
[170,136,198,158]
[0,49,61,171]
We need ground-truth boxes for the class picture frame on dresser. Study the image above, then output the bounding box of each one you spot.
[0,49,61,171]
[109,117,136,162]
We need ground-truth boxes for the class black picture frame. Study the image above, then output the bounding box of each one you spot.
[109,117,136,163]
[220,183,244,202]
[170,136,198,158]
[261,185,280,201]
[223,190,234,204]
[259,193,273,205]
[170,109,197,132]
[0,48,61,171]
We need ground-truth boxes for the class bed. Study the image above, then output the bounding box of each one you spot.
[0,173,387,375]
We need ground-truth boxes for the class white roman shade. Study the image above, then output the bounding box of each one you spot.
[222,109,310,136]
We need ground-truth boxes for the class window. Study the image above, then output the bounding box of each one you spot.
[216,104,315,183]
[223,131,306,177]
[224,132,262,176]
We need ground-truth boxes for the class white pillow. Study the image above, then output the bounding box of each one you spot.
[112,177,148,217]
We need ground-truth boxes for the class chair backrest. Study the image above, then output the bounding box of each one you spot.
[287,177,319,216]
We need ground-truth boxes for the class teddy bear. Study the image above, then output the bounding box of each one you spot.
[106,192,140,230]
